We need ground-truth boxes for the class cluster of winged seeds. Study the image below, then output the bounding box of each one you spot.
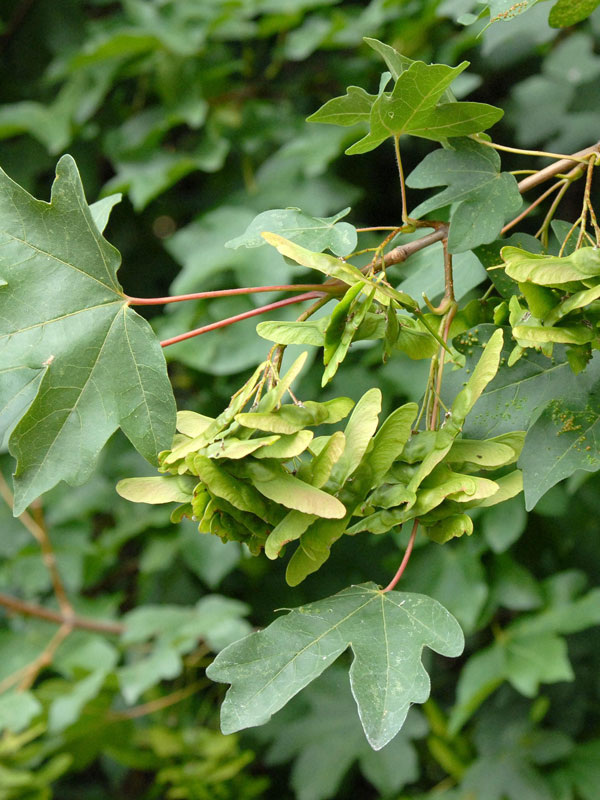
[498,246,600,371]
[118,330,523,586]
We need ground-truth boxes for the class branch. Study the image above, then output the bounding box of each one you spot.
[18,624,72,691]
[0,473,72,617]
[0,592,125,635]
[381,226,448,269]
[380,142,599,269]
[517,142,600,193]
[106,679,208,720]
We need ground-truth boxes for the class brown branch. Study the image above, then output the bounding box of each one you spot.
[0,592,125,635]
[0,473,72,617]
[106,679,208,720]
[18,623,72,691]
[381,226,448,269]
[517,142,600,194]
[377,143,598,271]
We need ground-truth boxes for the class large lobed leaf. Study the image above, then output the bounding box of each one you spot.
[207,582,464,750]
[0,155,176,514]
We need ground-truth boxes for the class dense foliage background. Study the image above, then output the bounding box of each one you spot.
[1,1,600,798]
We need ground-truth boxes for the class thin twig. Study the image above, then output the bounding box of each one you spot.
[577,154,599,248]
[381,227,448,270]
[536,179,573,247]
[126,284,331,306]
[0,592,125,635]
[501,181,563,235]
[478,138,595,166]
[18,624,72,691]
[394,136,409,223]
[430,305,457,429]
[382,519,419,592]
[0,474,72,617]
[517,142,600,193]
[107,680,208,720]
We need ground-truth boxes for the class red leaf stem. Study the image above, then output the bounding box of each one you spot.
[381,519,419,593]
[160,291,323,347]
[127,284,331,305]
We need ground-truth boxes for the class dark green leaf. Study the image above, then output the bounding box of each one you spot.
[519,387,600,510]
[307,86,378,127]
[446,325,600,438]
[549,0,600,27]
[263,669,427,800]
[346,61,503,154]
[406,138,522,253]
[0,156,175,514]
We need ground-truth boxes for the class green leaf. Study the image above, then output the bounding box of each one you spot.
[49,670,107,732]
[119,644,182,704]
[346,61,503,154]
[403,537,489,633]
[104,135,230,211]
[245,460,346,519]
[263,669,427,800]
[551,740,600,800]
[449,632,573,734]
[89,193,122,233]
[116,475,197,504]
[0,365,44,442]
[307,86,378,127]
[502,246,600,286]
[406,138,522,253]
[0,691,41,733]
[549,0,600,27]
[0,155,176,514]
[364,38,415,80]
[482,495,528,552]
[519,389,600,510]
[207,583,464,750]
[226,207,357,257]
[484,0,542,24]
[445,325,599,438]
